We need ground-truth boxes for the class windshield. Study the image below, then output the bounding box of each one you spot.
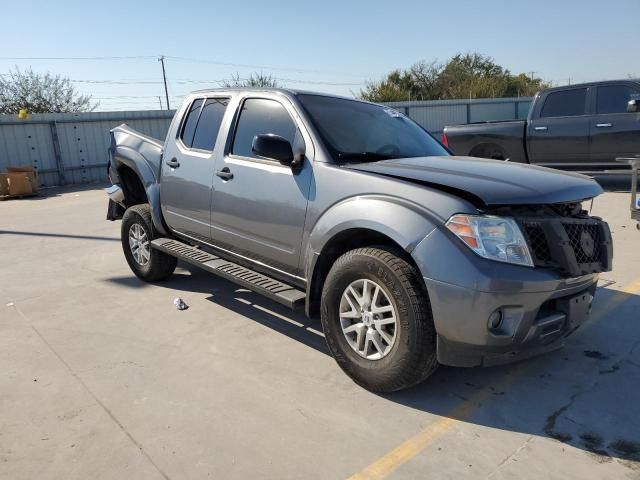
[297,94,449,162]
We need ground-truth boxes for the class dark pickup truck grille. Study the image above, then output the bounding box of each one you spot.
[517,216,612,277]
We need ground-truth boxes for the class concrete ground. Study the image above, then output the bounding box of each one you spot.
[1,184,639,480]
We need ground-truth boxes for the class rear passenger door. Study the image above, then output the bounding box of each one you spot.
[589,83,640,167]
[209,95,313,279]
[527,87,591,168]
[161,97,230,240]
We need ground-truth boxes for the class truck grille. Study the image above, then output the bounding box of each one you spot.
[517,216,612,277]
[522,222,552,263]
[563,221,604,264]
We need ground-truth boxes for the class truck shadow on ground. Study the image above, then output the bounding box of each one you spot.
[110,265,640,468]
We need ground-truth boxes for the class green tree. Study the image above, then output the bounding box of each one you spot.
[0,68,97,114]
[359,53,548,102]
[222,72,280,88]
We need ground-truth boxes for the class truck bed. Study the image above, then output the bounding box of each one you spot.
[444,120,528,163]
[109,124,164,181]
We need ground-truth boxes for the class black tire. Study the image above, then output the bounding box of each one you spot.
[320,247,438,393]
[121,204,177,282]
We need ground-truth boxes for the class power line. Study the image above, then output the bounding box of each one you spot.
[0,54,364,78]
[71,77,363,86]
[0,55,156,61]
[164,55,363,78]
[3,75,364,86]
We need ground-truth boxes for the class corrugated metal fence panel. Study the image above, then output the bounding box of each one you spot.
[0,99,531,187]
[469,102,517,123]
[385,97,533,131]
[0,110,174,186]
[0,122,60,186]
[406,104,467,135]
[517,100,533,119]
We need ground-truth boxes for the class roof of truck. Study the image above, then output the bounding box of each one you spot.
[188,87,356,101]
[542,78,640,92]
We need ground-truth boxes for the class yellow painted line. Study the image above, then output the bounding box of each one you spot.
[347,276,640,480]
[347,369,523,480]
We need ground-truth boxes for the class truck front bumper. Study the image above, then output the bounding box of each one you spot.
[412,227,601,368]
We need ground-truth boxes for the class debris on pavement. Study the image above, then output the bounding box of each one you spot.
[173,297,188,311]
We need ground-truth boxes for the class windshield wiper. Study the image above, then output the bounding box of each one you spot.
[336,151,397,162]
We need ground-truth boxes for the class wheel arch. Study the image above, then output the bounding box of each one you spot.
[468,142,509,160]
[110,146,167,235]
[304,197,438,318]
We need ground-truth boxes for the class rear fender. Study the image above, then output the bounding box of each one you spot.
[108,127,167,234]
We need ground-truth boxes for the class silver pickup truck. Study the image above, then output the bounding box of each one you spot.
[106,88,613,392]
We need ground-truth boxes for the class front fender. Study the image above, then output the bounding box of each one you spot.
[310,195,442,253]
[304,195,446,283]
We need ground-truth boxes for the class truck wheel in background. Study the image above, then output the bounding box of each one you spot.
[121,204,177,282]
[320,247,438,392]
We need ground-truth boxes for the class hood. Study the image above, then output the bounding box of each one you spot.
[344,156,603,206]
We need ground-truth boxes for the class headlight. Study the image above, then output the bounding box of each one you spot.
[445,214,533,267]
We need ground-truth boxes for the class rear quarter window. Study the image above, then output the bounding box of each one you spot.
[180,98,204,147]
[540,89,587,118]
[191,98,229,151]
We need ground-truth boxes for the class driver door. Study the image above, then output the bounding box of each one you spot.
[209,95,313,278]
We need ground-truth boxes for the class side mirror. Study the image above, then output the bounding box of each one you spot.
[252,134,296,166]
[627,99,640,113]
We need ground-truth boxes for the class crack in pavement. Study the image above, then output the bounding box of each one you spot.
[485,436,534,478]
[8,302,172,480]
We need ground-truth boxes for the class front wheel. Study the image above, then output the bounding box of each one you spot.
[321,247,438,392]
[121,204,177,282]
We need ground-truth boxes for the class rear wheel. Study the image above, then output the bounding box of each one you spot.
[321,247,438,392]
[121,204,177,282]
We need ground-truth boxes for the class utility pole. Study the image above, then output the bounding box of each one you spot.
[158,55,170,110]
[567,77,572,85]
[157,96,163,110]
[528,71,536,81]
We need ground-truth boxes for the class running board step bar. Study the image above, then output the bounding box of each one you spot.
[151,238,306,310]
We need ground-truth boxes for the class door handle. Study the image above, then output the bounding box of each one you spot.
[166,157,180,168]
[595,123,613,128]
[216,167,234,180]
[534,126,548,131]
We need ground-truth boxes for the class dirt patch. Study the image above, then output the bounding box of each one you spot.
[609,439,640,462]
[580,432,610,458]
[544,394,577,443]
[599,364,620,374]
[583,350,609,360]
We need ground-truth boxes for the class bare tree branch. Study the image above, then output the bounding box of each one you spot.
[0,68,98,114]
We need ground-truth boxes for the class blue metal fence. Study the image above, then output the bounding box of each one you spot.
[0,96,532,187]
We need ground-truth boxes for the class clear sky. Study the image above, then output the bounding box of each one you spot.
[1,0,638,111]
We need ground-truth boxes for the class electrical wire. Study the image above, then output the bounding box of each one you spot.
[0,54,365,78]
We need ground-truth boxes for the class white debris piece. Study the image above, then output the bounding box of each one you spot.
[173,297,188,311]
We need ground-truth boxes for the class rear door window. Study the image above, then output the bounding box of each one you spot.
[540,88,587,118]
[596,85,640,114]
[232,98,297,159]
[180,98,204,147]
[191,98,230,151]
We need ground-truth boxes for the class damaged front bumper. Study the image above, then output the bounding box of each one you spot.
[426,275,598,367]
[412,225,608,368]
